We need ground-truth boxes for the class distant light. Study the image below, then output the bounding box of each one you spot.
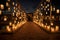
[16,3,17,6]
[6,2,9,7]
[50,6,52,11]
[12,12,15,16]
[46,0,50,2]
[43,6,44,8]
[45,6,47,8]
[9,22,12,26]
[37,9,39,12]
[12,24,15,30]
[53,7,55,11]
[14,10,16,12]
[46,12,48,14]
[48,8,49,11]
[51,27,55,32]
[14,20,16,24]
[47,25,50,30]
[41,4,43,6]
[55,26,59,31]
[52,16,54,19]
[8,7,10,11]
[56,9,59,14]
[0,4,4,9]
[47,4,49,7]
[6,26,11,32]
[14,7,16,9]
[4,16,7,21]
[44,8,46,11]
[7,0,10,2]
[0,10,2,15]
[50,22,53,26]
[12,2,14,5]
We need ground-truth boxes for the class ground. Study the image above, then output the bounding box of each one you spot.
[0,22,60,40]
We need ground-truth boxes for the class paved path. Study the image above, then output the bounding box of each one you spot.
[0,22,60,40]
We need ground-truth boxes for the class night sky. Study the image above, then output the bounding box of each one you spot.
[19,0,41,13]
[0,0,60,13]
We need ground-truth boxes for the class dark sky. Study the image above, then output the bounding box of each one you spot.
[19,0,41,13]
[52,0,60,9]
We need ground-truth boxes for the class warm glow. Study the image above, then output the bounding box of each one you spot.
[50,6,52,11]
[43,6,44,8]
[12,2,14,5]
[15,17,17,20]
[47,4,49,7]
[12,24,15,30]
[46,0,50,2]
[16,3,17,6]
[4,16,7,21]
[47,25,50,30]
[41,23,44,27]
[55,26,59,31]
[8,7,10,11]
[50,22,53,26]
[56,9,59,14]
[8,0,10,2]
[46,23,47,25]
[48,8,49,11]
[41,4,43,6]
[37,9,39,12]
[6,26,11,32]
[9,22,12,26]
[18,21,19,24]
[44,25,47,28]
[46,12,48,14]
[6,2,9,7]
[14,7,16,9]
[0,10,2,15]
[45,6,47,8]
[14,10,16,12]
[19,17,21,19]
[12,12,15,16]
[53,7,55,11]
[0,4,4,9]
[52,16,54,19]
[51,27,55,32]
[14,20,16,24]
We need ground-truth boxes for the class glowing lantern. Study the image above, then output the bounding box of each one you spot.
[41,4,43,6]
[6,2,9,7]
[12,2,14,5]
[47,25,50,30]
[0,10,2,15]
[14,20,16,24]
[46,0,50,2]
[14,7,16,9]
[8,7,10,11]
[12,12,15,16]
[6,26,11,32]
[46,12,48,14]
[12,24,15,30]
[53,7,55,11]
[4,16,7,21]
[44,25,47,28]
[55,26,59,31]
[56,9,59,14]
[0,4,4,9]
[47,4,49,7]
[50,22,53,26]
[51,27,55,32]
[16,3,17,6]
[9,22,12,26]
